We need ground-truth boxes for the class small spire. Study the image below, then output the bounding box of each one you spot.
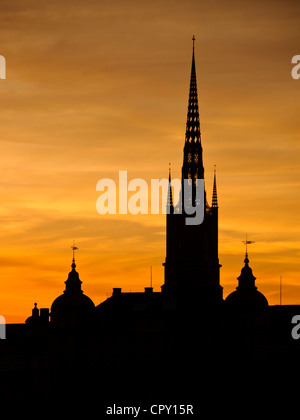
[167,163,174,213]
[32,302,39,318]
[212,165,218,208]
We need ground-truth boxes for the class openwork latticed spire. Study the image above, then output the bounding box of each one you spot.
[181,36,205,208]
[185,36,201,145]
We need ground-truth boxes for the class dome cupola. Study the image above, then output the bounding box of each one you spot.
[50,243,95,328]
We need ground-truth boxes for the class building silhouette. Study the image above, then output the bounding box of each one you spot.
[225,252,268,310]
[50,255,95,328]
[1,39,300,410]
[162,37,222,302]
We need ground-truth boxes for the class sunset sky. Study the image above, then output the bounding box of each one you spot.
[1,0,300,322]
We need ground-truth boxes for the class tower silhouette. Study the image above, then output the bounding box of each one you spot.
[50,248,95,328]
[225,252,268,310]
[162,37,222,302]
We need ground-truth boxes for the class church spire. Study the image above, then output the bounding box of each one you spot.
[212,165,218,208]
[162,38,222,302]
[181,36,205,207]
[185,35,201,145]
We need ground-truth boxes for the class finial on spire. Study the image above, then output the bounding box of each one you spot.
[242,235,255,263]
[71,240,79,269]
[32,302,39,318]
[192,36,196,63]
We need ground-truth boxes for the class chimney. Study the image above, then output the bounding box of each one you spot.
[113,288,122,296]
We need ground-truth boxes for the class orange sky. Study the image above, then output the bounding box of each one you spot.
[1,0,300,322]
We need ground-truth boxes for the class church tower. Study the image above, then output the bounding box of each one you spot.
[162,38,223,303]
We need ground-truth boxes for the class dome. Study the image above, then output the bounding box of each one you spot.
[50,258,95,327]
[225,288,268,310]
[25,302,40,325]
[225,253,268,310]
[51,292,95,313]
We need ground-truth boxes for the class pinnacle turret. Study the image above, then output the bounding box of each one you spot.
[167,164,174,214]
[212,166,218,208]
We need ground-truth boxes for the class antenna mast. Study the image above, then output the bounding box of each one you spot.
[280,275,282,305]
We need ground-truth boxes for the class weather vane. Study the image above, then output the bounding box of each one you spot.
[71,240,79,260]
[242,234,255,255]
